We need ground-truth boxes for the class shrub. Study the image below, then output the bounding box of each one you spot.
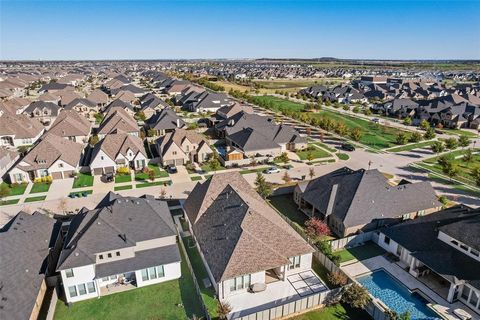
[328,272,348,287]
[117,167,130,175]
[341,283,371,309]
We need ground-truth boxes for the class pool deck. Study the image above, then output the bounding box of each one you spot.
[342,256,479,320]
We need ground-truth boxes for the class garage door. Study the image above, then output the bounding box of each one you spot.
[63,170,74,178]
[175,159,184,166]
[51,172,63,180]
[165,159,175,166]
[104,166,115,174]
[93,168,103,175]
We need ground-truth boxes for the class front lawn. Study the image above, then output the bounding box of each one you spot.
[239,167,266,174]
[114,185,133,191]
[0,182,28,196]
[72,173,94,188]
[268,194,307,229]
[289,303,371,320]
[30,182,51,194]
[148,163,169,178]
[182,236,219,318]
[0,199,20,206]
[250,95,306,113]
[296,145,331,160]
[24,196,47,203]
[332,242,386,263]
[115,174,132,183]
[200,163,226,172]
[54,249,204,320]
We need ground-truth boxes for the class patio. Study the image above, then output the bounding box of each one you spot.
[228,270,328,319]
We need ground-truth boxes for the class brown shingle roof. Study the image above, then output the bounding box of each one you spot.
[48,110,91,138]
[0,113,44,139]
[98,107,139,135]
[93,133,146,161]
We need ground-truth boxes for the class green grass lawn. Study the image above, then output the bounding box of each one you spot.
[312,142,337,153]
[181,236,219,318]
[114,185,133,191]
[0,199,20,206]
[268,195,307,230]
[115,174,132,183]
[69,190,93,197]
[427,174,480,198]
[136,180,171,188]
[24,195,47,203]
[239,167,267,174]
[72,173,94,188]
[148,163,169,178]
[333,242,386,263]
[440,128,479,138]
[250,95,305,113]
[337,153,349,160]
[0,182,28,196]
[386,140,435,153]
[289,303,371,320]
[190,176,203,181]
[30,182,51,194]
[54,248,204,320]
[200,163,226,172]
[296,145,331,160]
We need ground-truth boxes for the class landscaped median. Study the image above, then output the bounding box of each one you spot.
[24,195,47,203]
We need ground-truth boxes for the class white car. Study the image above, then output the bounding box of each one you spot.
[263,167,281,174]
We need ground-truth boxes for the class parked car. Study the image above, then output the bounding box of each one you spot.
[371,118,380,123]
[341,143,356,151]
[167,165,178,174]
[263,166,280,174]
[103,172,114,183]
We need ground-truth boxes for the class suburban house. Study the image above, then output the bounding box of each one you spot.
[0,212,60,320]
[23,101,61,126]
[89,133,148,175]
[103,99,136,117]
[184,92,232,113]
[155,129,213,166]
[47,109,92,143]
[66,98,100,122]
[294,167,441,237]
[87,89,109,107]
[183,172,317,316]
[139,93,169,119]
[8,134,84,183]
[145,108,186,136]
[97,107,139,138]
[56,193,181,303]
[0,113,44,147]
[0,147,19,182]
[38,82,74,94]
[111,84,145,98]
[376,205,480,315]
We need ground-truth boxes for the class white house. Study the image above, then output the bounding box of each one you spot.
[89,133,148,175]
[56,193,182,303]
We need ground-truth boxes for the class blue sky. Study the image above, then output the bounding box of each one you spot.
[1,0,479,60]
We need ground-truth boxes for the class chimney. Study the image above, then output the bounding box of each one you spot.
[176,119,180,128]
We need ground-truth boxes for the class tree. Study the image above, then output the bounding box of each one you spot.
[431,141,445,154]
[420,119,430,131]
[276,152,290,163]
[217,301,232,320]
[438,195,449,208]
[282,171,292,184]
[135,111,146,121]
[148,169,156,181]
[438,155,458,180]
[18,145,29,156]
[350,127,362,142]
[0,183,11,203]
[328,272,348,287]
[463,148,473,162]
[306,151,314,162]
[305,217,331,241]
[424,127,436,140]
[88,134,99,146]
[208,158,221,171]
[341,284,371,309]
[458,135,470,148]
[159,188,167,199]
[444,137,458,150]
[403,117,412,126]
[57,198,68,215]
[254,173,272,199]
[472,167,480,187]
[309,167,315,179]
[395,132,408,145]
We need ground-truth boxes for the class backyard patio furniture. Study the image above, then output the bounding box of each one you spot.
[249,283,267,293]
[453,308,472,320]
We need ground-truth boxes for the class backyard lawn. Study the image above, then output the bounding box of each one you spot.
[268,194,307,229]
[72,173,94,188]
[0,182,28,196]
[30,182,51,194]
[181,236,218,318]
[54,249,204,320]
[333,242,386,263]
[69,190,93,197]
[289,303,371,320]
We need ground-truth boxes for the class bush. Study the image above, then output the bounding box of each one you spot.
[117,167,130,175]
[328,272,348,287]
[341,283,371,309]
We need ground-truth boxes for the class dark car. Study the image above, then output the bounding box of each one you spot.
[103,172,114,183]
[167,165,178,174]
[341,143,356,151]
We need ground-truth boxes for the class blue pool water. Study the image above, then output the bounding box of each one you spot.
[357,270,440,320]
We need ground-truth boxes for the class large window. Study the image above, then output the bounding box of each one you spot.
[68,286,77,298]
[288,256,301,270]
[141,265,165,282]
[65,269,74,278]
[87,282,96,293]
[78,284,87,295]
[230,274,251,292]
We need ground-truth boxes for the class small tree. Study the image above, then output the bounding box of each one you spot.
[395,132,408,145]
[431,141,445,154]
[464,148,473,162]
[424,127,436,140]
[328,272,348,287]
[148,169,156,181]
[282,171,292,184]
[458,135,470,148]
[438,195,449,208]
[208,158,221,171]
[341,283,371,309]
[350,127,362,142]
[88,134,99,146]
[305,217,331,241]
[277,152,290,163]
[254,173,272,199]
[472,167,480,187]
[403,117,412,126]
[57,198,68,215]
[217,301,232,320]
[135,111,146,121]
[438,155,458,180]
[306,151,314,162]
[309,167,315,179]
[409,131,423,143]
[18,145,29,156]
[444,137,458,150]
[420,119,430,131]
[0,183,11,203]
[159,188,167,199]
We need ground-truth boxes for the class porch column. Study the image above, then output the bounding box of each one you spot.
[283,265,287,281]
[409,257,416,276]
[447,283,457,303]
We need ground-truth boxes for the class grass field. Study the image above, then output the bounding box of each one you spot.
[333,242,386,263]
[54,248,204,320]
[0,182,28,196]
[386,140,435,153]
[337,153,349,161]
[251,95,306,112]
[24,196,47,203]
[114,185,133,191]
[30,182,51,194]
[427,174,480,198]
[148,163,169,178]
[72,173,94,188]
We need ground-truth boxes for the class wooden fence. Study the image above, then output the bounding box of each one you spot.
[329,231,377,252]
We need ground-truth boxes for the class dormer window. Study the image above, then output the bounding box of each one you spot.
[99,254,103,260]
[116,251,120,257]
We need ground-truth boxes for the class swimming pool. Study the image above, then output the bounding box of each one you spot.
[357,270,440,320]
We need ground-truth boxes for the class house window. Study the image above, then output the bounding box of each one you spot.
[68,286,77,298]
[87,282,96,293]
[418,210,425,216]
[59,163,63,168]
[99,254,103,260]
[141,269,149,281]
[109,275,117,280]
[141,265,165,281]
[384,236,391,245]
[402,213,410,220]
[116,251,120,257]
[460,244,469,251]
[470,292,479,308]
[288,256,301,270]
[108,253,112,258]
[451,240,458,246]
[101,277,109,282]
[471,249,479,257]
[148,267,157,279]
[173,151,177,155]
[462,286,471,300]
[157,265,165,278]
[78,284,87,295]
[65,269,74,278]
[101,156,104,160]
[230,274,251,292]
